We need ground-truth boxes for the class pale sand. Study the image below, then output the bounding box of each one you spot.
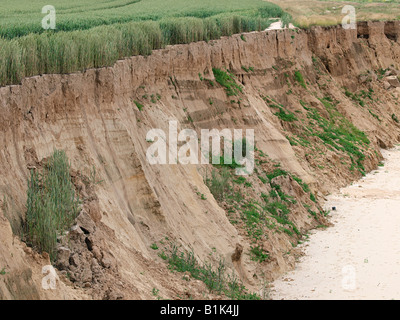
[265,20,297,31]
[270,147,400,300]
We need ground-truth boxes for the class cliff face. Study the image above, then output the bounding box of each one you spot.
[1,21,400,300]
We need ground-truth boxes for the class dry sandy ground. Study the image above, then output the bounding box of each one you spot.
[270,147,400,300]
[265,20,297,31]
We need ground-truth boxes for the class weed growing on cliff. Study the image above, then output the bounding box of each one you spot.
[212,68,243,97]
[369,109,381,122]
[269,104,298,122]
[345,88,366,107]
[204,168,232,201]
[25,150,80,262]
[161,243,260,300]
[266,168,288,181]
[302,97,370,174]
[134,100,144,111]
[291,175,311,193]
[203,147,325,268]
[241,66,254,73]
[89,165,104,185]
[276,108,297,121]
[250,246,269,263]
[294,70,307,89]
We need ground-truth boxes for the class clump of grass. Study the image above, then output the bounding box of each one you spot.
[274,108,298,122]
[294,70,307,89]
[241,66,254,73]
[211,139,248,171]
[269,104,297,122]
[24,150,80,263]
[249,246,269,263]
[286,135,298,146]
[152,288,160,297]
[204,168,231,201]
[345,88,365,107]
[134,100,144,111]
[291,174,310,193]
[160,243,260,300]
[257,175,268,184]
[233,176,246,185]
[212,68,243,96]
[266,168,288,181]
[369,109,381,122]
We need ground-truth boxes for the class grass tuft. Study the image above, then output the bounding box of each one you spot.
[160,243,260,300]
[212,68,243,97]
[24,150,80,262]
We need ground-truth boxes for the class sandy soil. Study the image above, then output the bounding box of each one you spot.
[270,147,400,300]
[265,20,297,31]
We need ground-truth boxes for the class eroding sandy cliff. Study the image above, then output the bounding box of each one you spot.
[1,21,400,299]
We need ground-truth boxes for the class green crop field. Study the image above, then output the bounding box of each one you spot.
[0,0,291,86]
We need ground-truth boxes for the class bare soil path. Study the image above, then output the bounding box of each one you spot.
[270,147,400,300]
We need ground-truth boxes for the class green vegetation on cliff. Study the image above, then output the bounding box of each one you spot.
[25,150,80,262]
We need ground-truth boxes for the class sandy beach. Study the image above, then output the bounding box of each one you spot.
[270,147,400,300]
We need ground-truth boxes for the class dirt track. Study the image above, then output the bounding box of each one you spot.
[271,147,400,300]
